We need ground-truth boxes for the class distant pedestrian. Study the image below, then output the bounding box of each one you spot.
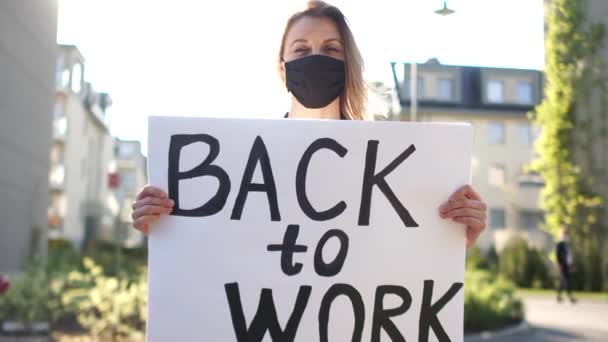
[556,228,577,303]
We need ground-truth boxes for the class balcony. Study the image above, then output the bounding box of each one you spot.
[53,117,68,142]
[49,165,65,191]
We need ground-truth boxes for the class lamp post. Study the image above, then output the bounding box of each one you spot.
[391,2,455,122]
[435,1,456,16]
[410,63,418,122]
[410,1,455,121]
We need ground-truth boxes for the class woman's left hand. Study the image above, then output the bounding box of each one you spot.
[439,185,487,247]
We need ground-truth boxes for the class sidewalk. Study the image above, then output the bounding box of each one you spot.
[465,295,608,342]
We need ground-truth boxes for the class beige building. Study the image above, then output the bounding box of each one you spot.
[48,45,117,249]
[0,2,58,272]
[390,60,552,250]
[108,139,148,247]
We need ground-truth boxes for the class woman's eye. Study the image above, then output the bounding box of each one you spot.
[325,47,340,53]
[295,47,309,53]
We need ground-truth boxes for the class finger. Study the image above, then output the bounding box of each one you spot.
[441,208,487,221]
[136,185,167,200]
[449,184,481,201]
[132,205,173,220]
[439,198,486,213]
[133,215,160,232]
[135,223,150,235]
[133,197,174,210]
[466,229,480,247]
[452,216,485,247]
[466,225,485,247]
[453,216,485,232]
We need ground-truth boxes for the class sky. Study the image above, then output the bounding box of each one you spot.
[57,0,545,151]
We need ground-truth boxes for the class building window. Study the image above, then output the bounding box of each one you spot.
[61,69,71,88]
[517,123,533,145]
[56,57,64,87]
[119,144,135,158]
[489,208,506,229]
[519,210,544,230]
[518,164,544,187]
[488,122,505,144]
[53,100,65,119]
[437,78,453,100]
[519,173,544,187]
[49,165,65,188]
[71,64,82,93]
[488,164,506,187]
[516,81,533,104]
[531,125,541,142]
[54,117,68,137]
[487,80,504,103]
[121,172,136,191]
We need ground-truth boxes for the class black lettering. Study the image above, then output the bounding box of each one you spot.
[419,280,463,342]
[296,138,348,221]
[319,284,365,342]
[358,142,419,228]
[267,225,308,276]
[231,136,281,221]
[371,285,412,342]
[314,229,349,277]
[225,283,311,342]
[168,134,230,217]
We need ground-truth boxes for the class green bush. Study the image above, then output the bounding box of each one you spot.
[1,239,148,340]
[498,237,552,288]
[0,259,61,324]
[60,258,147,340]
[466,246,498,273]
[88,240,147,280]
[47,238,82,275]
[464,269,524,333]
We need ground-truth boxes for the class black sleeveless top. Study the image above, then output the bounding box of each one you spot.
[284,113,347,120]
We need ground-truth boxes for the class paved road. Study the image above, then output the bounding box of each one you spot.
[469,295,608,342]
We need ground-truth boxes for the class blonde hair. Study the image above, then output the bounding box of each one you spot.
[278,1,368,120]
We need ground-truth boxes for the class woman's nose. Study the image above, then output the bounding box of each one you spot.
[310,49,326,57]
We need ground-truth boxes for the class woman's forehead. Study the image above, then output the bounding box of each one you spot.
[286,16,342,43]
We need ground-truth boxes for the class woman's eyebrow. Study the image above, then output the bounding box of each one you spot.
[289,39,308,47]
[323,38,343,45]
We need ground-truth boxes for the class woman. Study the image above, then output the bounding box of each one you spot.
[132,1,487,246]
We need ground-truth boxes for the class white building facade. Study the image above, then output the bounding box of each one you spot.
[48,45,117,249]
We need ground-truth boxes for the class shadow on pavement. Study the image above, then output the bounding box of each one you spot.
[471,324,586,342]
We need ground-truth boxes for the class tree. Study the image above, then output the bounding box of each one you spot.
[532,0,607,291]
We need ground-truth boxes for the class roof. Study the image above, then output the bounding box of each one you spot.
[58,44,86,63]
[391,62,543,112]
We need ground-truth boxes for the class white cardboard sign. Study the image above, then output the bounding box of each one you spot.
[147,116,472,342]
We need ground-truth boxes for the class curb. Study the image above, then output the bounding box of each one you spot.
[464,321,529,341]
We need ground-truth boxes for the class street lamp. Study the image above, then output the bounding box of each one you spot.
[391,3,454,121]
[435,1,455,16]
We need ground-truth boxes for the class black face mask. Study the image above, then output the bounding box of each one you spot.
[285,54,346,109]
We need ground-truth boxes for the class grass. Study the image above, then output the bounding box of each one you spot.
[517,288,608,300]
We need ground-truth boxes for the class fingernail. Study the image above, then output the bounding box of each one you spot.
[168,199,174,206]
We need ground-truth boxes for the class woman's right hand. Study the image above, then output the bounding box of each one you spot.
[131,185,174,235]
